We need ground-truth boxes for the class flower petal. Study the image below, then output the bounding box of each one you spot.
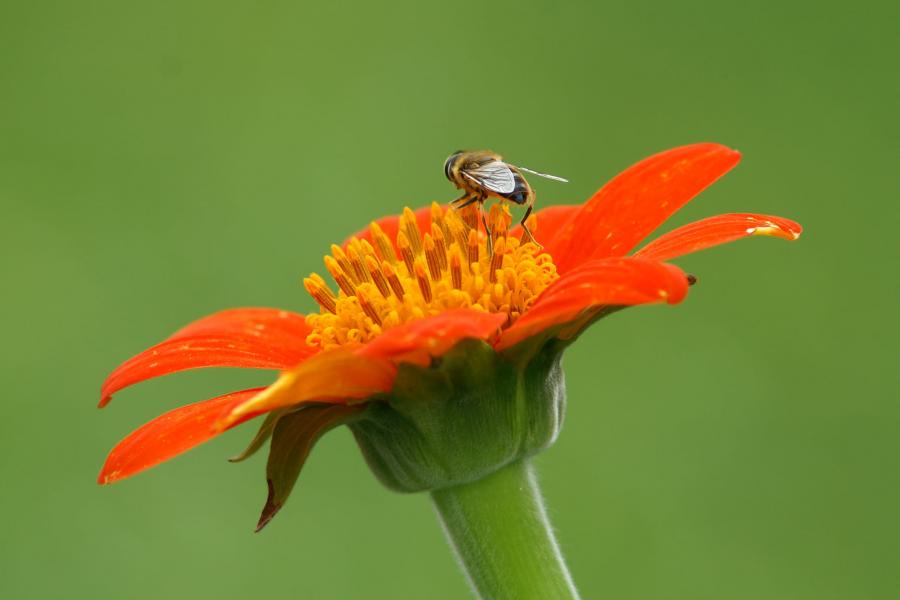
[100,308,315,407]
[166,308,308,340]
[552,144,742,272]
[217,349,397,429]
[98,388,266,484]
[358,309,507,365]
[634,213,803,262]
[220,309,504,428]
[509,204,580,259]
[499,258,689,349]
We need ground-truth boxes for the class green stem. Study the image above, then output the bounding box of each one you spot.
[431,459,580,600]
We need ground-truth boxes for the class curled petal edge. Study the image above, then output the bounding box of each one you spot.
[634,213,803,262]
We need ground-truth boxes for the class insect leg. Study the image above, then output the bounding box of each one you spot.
[519,195,542,249]
[455,195,481,209]
[450,193,472,207]
[481,200,493,256]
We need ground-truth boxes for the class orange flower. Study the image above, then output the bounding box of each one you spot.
[98,143,801,527]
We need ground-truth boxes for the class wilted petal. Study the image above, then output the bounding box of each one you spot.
[98,388,266,484]
[552,144,741,272]
[634,213,803,262]
[100,308,315,407]
[499,258,689,349]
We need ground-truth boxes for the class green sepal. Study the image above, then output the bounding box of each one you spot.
[256,404,364,531]
[349,337,566,493]
[228,409,285,463]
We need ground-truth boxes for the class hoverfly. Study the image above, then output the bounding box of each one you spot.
[443,150,568,251]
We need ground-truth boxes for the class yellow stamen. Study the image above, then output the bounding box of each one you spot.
[402,207,423,255]
[346,239,371,283]
[356,287,383,326]
[449,245,463,290]
[490,207,512,241]
[430,202,443,223]
[432,226,448,271]
[431,202,452,245]
[444,208,471,255]
[382,260,406,300]
[489,236,506,283]
[414,259,432,303]
[397,231,415,276]
[467,229,479,265]
[303,275,337,314]
[423,233,442,280]
[305,204,559,351]
[365,255,391,298]
[330,245,358,284]
[370,222,397,264]
[324,255,356,296]
[359,238,377,257]
[460,203,479,231]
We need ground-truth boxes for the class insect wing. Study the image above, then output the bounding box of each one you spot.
[516,165,569,183]
[462,160,517,194]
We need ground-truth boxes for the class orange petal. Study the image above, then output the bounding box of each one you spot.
[166,308,309,340]
[217,349,397,430]
[509,204,580,259]
[634,213,803,262]
[358,309,507,366]
[499,258,689,349]
[100,308,315,407]
[98,388,266,484]
[552,144,741,273]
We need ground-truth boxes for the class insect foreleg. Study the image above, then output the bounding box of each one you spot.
[455,195,481,209]
[481,201,494,257]
[518,195,542,248]
[450,193,472,207]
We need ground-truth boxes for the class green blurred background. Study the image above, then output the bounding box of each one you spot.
[2,1,898,598]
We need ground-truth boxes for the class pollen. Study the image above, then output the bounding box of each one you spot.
[304,203,559,350]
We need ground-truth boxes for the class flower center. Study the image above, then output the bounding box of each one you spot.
[304,203,558,350]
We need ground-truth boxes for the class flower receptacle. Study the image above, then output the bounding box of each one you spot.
[349,338,566,493]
